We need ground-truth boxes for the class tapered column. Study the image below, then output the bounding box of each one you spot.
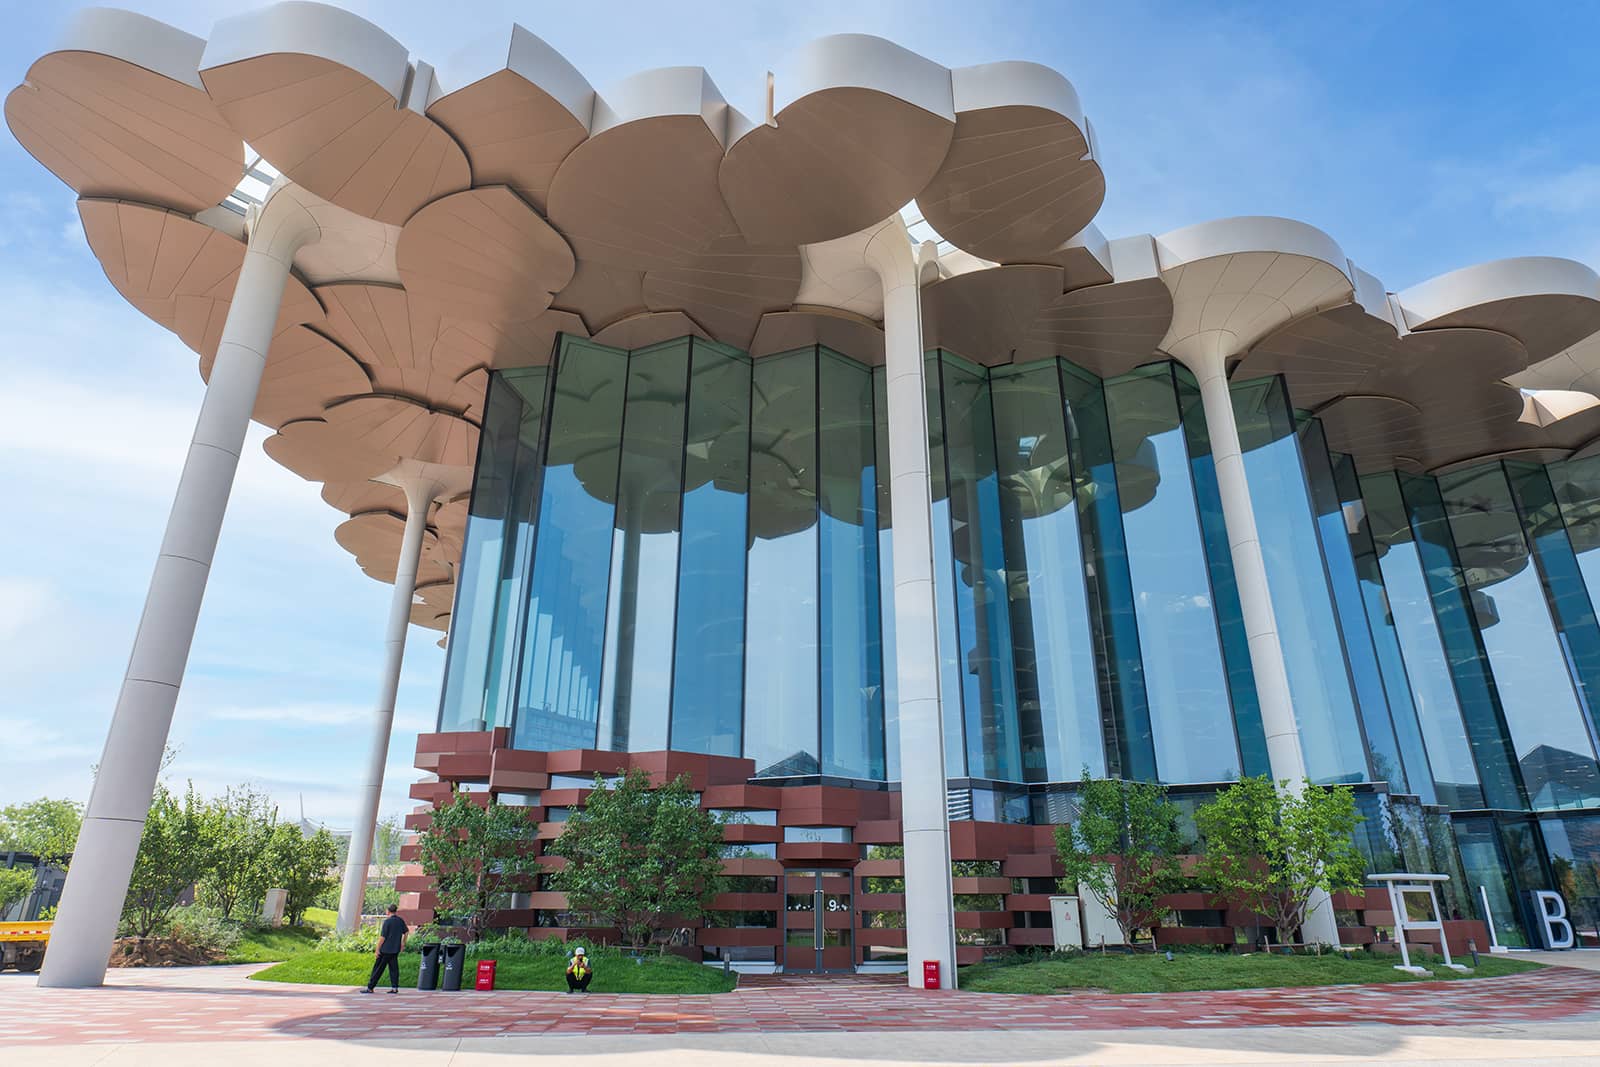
[865,219,958,989]
[41,192,320,988]
[337,476,441,934]
[1186,349,1340,947]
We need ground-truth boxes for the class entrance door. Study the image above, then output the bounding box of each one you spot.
[783,869,853,972]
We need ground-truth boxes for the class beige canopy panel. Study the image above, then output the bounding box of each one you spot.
[16,2,1600,639]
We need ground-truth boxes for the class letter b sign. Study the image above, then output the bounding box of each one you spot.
[1528,890,1575,950]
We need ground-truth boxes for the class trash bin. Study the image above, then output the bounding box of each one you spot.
[441,942,467,991]
[417,943,441,991]
[475,958,497,991]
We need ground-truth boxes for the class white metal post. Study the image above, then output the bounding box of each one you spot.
[40,191,320,988]
[865,218,958,989]
[336,475,441,934]
[1185,348,1340,949]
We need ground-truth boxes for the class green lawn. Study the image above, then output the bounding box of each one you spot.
[252,950,738,993]
[223,924,324,964]
[302,907,337,929]
[959,950,1545,994]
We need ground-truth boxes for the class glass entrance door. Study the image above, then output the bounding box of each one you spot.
[783,869,853,972]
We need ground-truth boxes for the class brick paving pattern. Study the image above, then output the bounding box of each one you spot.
[6,965,1600,1045]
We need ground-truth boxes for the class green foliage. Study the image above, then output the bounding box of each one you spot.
[372,815,406,866]
[268,825,339,926]
[224,923,322,963]
[0,866,35,913]
[1195,776,1367,947]
[548,769,726,952]
[959,946,1544,994]
[416,791,541,942]
[165,905,244,957]
[197,786,278,920]
[0,797,83,867]
[1054,773,1185,948]
[124,783,211,938]
[364,882,401,913]
[251,947,737,993]
[318,924,382,953]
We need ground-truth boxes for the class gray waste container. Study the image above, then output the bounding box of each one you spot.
[417,943,441,990]
[440,942,466,991]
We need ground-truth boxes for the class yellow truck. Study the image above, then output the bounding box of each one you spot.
[0,921,50,973]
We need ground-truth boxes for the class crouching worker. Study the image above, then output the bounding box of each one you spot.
[565,946,593,993]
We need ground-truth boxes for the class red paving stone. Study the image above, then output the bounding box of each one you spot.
[5,965,1600,1045]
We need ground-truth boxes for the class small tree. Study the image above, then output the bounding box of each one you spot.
[1054,773,1185,948]
[1195,776,1366,948]
[268,825,338,926]
[123,783,211,937]
[0,798,83,868]
[198,786,277,919]
[549,769,726,953]
[417,792,540,942]
[372,815,406,866]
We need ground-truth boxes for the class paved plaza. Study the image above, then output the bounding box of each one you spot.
[6,962,1600,1064]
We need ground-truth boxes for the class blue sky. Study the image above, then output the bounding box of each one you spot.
[5,0,1600,828]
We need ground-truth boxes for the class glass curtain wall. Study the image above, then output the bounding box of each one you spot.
[439,368,548,732]
[1437,463,1600,809]
[1231,376,1369,785]
[1103,363,1245,783]
[991,361,1106,781]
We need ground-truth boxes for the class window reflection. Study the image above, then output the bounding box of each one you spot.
[671,343,751,757]
[745,349,820,777]
[1104,364,1241,783]
[991,362,1104,780]
[513,340,628,751]
[1438,464,1600,810]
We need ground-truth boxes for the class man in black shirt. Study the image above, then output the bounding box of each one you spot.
[363,904,408,994]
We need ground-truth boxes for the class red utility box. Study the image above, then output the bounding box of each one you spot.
[922,960,941,990]
[475,959,497,991]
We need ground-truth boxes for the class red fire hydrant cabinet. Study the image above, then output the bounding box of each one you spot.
[475,959,497,991]
[922,960,941,990]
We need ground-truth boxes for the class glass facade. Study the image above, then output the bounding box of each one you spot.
[438,333,1600,935]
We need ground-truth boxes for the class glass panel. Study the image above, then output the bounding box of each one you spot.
[1439,464,1600,809]
[1176,368,1267,778]
[513,338,628,751]
[597,340,690,752]
[1105,364,1241,783]
[439,368,547,731]
[1061,361,1154,781]
[745,349,820,777]
[927,354,969,778]
[1297,422,1412,791]
[939,353,1023,781]
[1541,814,1600,932]
[818,350,885,779]
[991,362,1105,781]
[1511,462,1600,759]
[1361,471,1485,809]
[1332,454,1437,803]
[1232,377,1368,785]
[1453,817,1528,947]
[874,368,901,781]
[783,826,853,843]
[1403,470,1526,812]
[670,341,751,756]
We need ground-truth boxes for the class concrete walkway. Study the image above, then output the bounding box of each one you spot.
[6,963,1600,1065]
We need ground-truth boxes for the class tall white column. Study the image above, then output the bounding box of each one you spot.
[336,476,440,934]
[41,192,320,988]
[1186,349,1340,948]
[865,220,958,989]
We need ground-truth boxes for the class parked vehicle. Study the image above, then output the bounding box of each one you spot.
[0,920,50,973]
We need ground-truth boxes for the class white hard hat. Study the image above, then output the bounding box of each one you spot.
[573,946,585,955]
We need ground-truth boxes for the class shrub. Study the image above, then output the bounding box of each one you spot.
[318,924,381,953]
[166,905,243,957]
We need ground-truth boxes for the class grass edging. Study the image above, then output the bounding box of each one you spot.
[958,950,1546,995]
[250,949,738,994]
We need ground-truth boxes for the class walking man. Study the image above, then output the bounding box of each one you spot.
[364,903,408,994]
